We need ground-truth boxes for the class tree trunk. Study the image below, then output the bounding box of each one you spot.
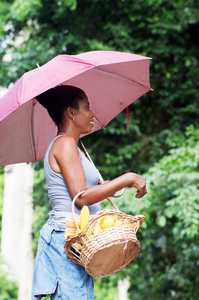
[1,163,34,300]
[118,277,130,300]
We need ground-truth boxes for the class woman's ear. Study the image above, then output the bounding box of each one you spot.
[65,107,75,120]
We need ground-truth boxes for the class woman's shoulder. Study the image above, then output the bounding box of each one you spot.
[53,135,76,147]
[51,135,78,157]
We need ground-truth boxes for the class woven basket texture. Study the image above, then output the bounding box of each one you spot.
[64,207,145,278]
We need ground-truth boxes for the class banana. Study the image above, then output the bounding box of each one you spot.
[64,229,76,238]
[115,219,123,226]
[99,216,116,229]
[65,217,80,229]
[80,206,90,231]
[65,216,81,238]
[90,222,101,235]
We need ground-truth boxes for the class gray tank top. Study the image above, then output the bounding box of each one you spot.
[44,135,101,218]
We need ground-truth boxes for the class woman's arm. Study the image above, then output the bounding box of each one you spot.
[51,136,146,208]
[77,172,146,207]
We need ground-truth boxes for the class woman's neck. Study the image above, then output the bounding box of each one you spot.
[57,127,80,145]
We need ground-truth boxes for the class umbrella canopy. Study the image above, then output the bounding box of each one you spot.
[0,51,151,166]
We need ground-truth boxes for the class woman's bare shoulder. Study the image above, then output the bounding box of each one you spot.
[51,135,78,157]
[53,135,76,147]
[49,136,79,173]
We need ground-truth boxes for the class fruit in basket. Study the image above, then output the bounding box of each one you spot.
[80,206,90,230]
[76,228,82,235]
[115,219,123,226]
[65,216,80,228]
[99,216,116,229]
[65,217,81,238]
[72,242,81,251]
[90,222,101,235]
[64,227,77,238]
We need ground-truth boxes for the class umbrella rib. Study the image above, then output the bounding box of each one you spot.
[31,99,37,162]
[94,115,105,129]
[96,67,151,89]
[91,67,151,130]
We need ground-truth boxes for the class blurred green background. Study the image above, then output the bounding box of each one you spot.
[0,0,199,299]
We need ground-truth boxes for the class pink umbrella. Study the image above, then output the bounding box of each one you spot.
[0,51,151,166]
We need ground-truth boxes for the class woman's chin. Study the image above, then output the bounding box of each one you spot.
[81,127,93,135]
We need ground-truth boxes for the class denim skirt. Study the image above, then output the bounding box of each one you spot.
[31,219,94,300]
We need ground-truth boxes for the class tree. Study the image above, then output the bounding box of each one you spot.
[0,171,19,300]
[0,0,199,175]
[99,125,199,299]
[1,164,34,300]
[0,1,199,299]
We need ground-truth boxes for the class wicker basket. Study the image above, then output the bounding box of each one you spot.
[64,191,145,278]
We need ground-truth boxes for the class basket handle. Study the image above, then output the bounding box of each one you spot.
[71,191,119,230]
[134,215,145,233]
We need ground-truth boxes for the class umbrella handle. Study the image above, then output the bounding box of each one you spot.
[98,172,125,198]
[80,139,126,198]
[98,169,125,198]
[111,188,125,198]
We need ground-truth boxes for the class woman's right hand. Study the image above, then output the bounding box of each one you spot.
[128,172,147,199]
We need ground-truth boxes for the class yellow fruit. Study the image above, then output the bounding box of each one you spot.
[65,217,80,228]
[99,216,116,229]
[132,223,136,229]
[64,231,76,238]
[72,242,81,251]
[115,219,123,226]
[80,206,90,230]
[90,223,101,235]
[76,229,82,235]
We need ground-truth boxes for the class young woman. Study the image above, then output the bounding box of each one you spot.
[32,85,146,300]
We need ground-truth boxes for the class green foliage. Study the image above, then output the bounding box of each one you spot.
[0,171,18,299]
[94,275,119,300]
[109,125,199,300]
[0,1,199,299]
[10,0,42,22]
[32,160,50,255]
[81,110,146,179]
[0,0,199,174]
[0,263,18,300]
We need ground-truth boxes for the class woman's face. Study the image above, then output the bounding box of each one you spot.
[74,95,95,134]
